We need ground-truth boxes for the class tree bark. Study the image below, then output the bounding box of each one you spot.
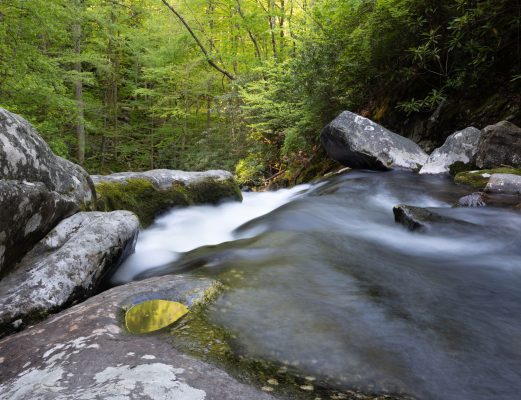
[73,0,85,166]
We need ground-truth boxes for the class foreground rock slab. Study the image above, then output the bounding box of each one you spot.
[0,108,96,275]
[475,120,521,169]
[92,169,243,226]
[0,211,139,337]
[0,276,276,400]
[321,111,428,171]
[419,127,481,175]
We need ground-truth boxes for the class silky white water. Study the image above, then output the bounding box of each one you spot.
[112,184,310,284]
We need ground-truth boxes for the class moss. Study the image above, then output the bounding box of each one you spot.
[95,177,242,227]
[454,168,521,189]
[449,161,477,177]
[95,178,189,227]
[187,178,243,205]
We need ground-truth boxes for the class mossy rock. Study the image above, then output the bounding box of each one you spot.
[454,168,521,189]
[95,173,242,227]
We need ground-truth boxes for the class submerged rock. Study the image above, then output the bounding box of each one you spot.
[457,193,487,208]
[320,111,428,171]
[92,169,243,226]
[475,120,521,169]
[419,127,481,175]
[0,211,139,337]
[0,108,96,275]
[485,174,521,195]
[0,276,276,400]
[393,204,474,232]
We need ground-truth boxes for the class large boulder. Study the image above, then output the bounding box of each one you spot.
[92,169,243,226]
[320,111,428,170]
[0,108,96,275]
[484,174,521,195]
[475,121,521,169]
[0,275,277,400]
[419,127,481,175]
[0,211,139,337]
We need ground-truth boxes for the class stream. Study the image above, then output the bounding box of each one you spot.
[110,170,521,400]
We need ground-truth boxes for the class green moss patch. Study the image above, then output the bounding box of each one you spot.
[95,177,242,227]
[454,168,521,189]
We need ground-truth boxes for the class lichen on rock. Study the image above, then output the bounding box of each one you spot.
[0,211,139,337]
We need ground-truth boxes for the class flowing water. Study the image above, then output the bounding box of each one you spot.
[111,170,521,400]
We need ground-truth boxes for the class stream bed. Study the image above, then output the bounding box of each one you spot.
[110,170,521,400]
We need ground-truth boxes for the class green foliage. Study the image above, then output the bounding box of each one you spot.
[235,154,266,186]
[0,0,519,185]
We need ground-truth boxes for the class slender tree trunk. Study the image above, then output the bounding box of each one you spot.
[279,0,285,54]
[268,0,278,59]
[73,0,85,165]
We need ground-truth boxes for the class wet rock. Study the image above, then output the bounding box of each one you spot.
[484,174,521,195]
[393,204,474,232]
[457,193,487,207]
[419,127,481,175]
[92,169,243,226]
[0,276,276,400]
[0,211,139,337]
[320,111,428,171]
[475,120,521,168]
[0,108,96,275]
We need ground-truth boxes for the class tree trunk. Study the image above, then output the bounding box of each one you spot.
[73,0,85,166]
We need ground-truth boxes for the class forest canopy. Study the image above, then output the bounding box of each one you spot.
[1,0,519,185]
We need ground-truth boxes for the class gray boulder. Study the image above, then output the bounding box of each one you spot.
[475,121,521,168]
[420,127,481,175]
[0,108,96,275]
[0,276,276,400]
[0,181,78,277]
[321,111,428,170]
[92,169,243,226]
[484,174,521,195]
[457,193,487,208]
[0,211,139,337]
